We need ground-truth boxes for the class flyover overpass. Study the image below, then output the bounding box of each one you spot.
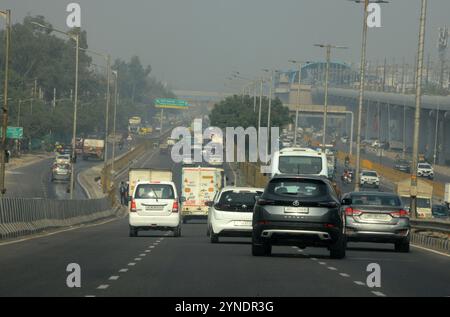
[312,87,450,166]
[173,90,233,111]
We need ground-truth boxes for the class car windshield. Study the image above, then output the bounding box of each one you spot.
[350,194,401,206]
[134,184,175,199]
[419,164,431,169]
[266,179,328,198]
[278,156,323,174]
[401,197,431,209]
[362,171,378,177]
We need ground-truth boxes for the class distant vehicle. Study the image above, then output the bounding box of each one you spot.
[128,116,142,134]
[181,167,224,223]
[159,142,169,154]
[389,141,404,151]
[82,138,105,161]
[341,191,410,252]
[395,178,432,219]
[359,170,380,189]
[51,163,71,182]
[341,136,349,144]
[166,138,177,147]
[55,154,71,165]
[432,204,449,219]
[75,138,84,154]
[270,147,328,178]
[394,159,411,173]
[207,187,264,243]
[252,175,346,258]
[417,163,434,180]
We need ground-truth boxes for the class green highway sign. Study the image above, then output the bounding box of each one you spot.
[155,98,190,109]
[0,126,24,139]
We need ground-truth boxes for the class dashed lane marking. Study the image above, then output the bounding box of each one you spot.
[354,281,365,286]
[128,262,136,266]
[372,291,387,297]
[327,266,338,271]
[97,285,109,290]
[339,273,350,278]
[134,258,142,261]
[318,262,327,265]
[119,269,128,273]
[109,276,120,281]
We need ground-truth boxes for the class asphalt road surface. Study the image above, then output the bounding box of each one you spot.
[0,148,449,297]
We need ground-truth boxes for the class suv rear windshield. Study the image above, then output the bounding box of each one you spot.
[350,194,401,206]
[215,190,263,212]
[278,156,323,174]
[266,179,328,198]
[418,163,431,169]
[134,184,175,199]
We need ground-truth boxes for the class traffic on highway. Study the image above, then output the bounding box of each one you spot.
[0,0,450,307]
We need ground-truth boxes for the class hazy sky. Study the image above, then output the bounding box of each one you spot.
[2,0,450,92]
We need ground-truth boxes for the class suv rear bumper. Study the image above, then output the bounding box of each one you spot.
[253,222,342,247]
[129,213,180,229]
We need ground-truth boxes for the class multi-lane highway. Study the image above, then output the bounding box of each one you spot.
[0,147,449,297]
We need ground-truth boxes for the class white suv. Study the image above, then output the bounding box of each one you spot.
[207,187,264,243]
[360,170,380,188]
[129,181,181,237]
[417,163,434,180]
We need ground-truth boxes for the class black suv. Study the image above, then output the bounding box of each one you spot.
[252,175,346,259]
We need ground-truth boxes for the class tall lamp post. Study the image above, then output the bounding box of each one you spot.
[0,9,10,195]
[32,22,80,198]
[314,44,347,152]
[80,47,112,193]
[410,0,427,219]
[350,0,388,192]
[111,70,119,175]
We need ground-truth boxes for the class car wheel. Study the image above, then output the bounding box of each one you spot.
[252,242,271,256]
[394,239,410,253]
[174,226,181,237]
[210,230,219,243]
[129,227,138,237]
[329,234,346,259]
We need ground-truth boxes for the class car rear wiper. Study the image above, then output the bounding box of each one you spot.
[150,188,159,202]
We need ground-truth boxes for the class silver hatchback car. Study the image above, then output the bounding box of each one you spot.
[342,191,410,252]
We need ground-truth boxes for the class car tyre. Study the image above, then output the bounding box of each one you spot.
[129,227,138,237]
[210,230,219,243]
[329,234,346,259]
[174,226,181,237]
[394,238,410,253]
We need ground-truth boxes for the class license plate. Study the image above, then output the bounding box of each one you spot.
[234,221,251,226]
[361,213,391,221]
[284,207,309,214]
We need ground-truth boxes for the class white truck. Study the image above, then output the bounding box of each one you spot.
[82,138,105,160]
[128,168,173,198]
[445,183,450,206]
[181,167,224,223]
[395,178,433,219]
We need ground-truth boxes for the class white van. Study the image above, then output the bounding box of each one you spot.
[270,147,328,178]
[129,181,181,237]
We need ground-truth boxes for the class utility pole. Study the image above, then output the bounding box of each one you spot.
[0,9,11,195]
[410,0,428,219]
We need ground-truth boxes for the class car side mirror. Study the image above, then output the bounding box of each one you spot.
[254,195,260,202]
[205,201,214,207]
[341,198,352,205]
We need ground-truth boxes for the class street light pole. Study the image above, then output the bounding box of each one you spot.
[289,60,310,146]
[410,0,428,219]
[433,99,439,166]
[111,70,118,175]
[0,9,10,195]
[258,77,263,142]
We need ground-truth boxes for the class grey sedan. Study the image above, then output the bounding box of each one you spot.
[341,191,410,252]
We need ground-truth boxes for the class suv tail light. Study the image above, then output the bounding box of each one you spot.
[345,207,362,216]
[130,199,137,212]
[390,209,409,218]
[172,201,179,213]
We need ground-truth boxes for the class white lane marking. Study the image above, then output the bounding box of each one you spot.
[372,291,386,297]
[156,240,161,243]
[150,246,155,248]
[297,249,304,252]
[134,258,142,261]
[128,262,136,266]
[97,285,109,290]
[119,269,128,273]
[339,273,350,277]
[310,257,318,261]
[144,250,151,253]
[318,262,327,265]
[139,254,146,257]
[411,244,450,258]
[354,281,365,286]
[327,266,338,271]
[109,276,120,281]
[85,295,96,297]
[291,246,297,249]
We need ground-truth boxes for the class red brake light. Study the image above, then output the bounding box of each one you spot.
[130,199,137,212]
[345,207,362,216]
[172,201,179,213]
[390,209,409,218]
[257,220,269,225]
